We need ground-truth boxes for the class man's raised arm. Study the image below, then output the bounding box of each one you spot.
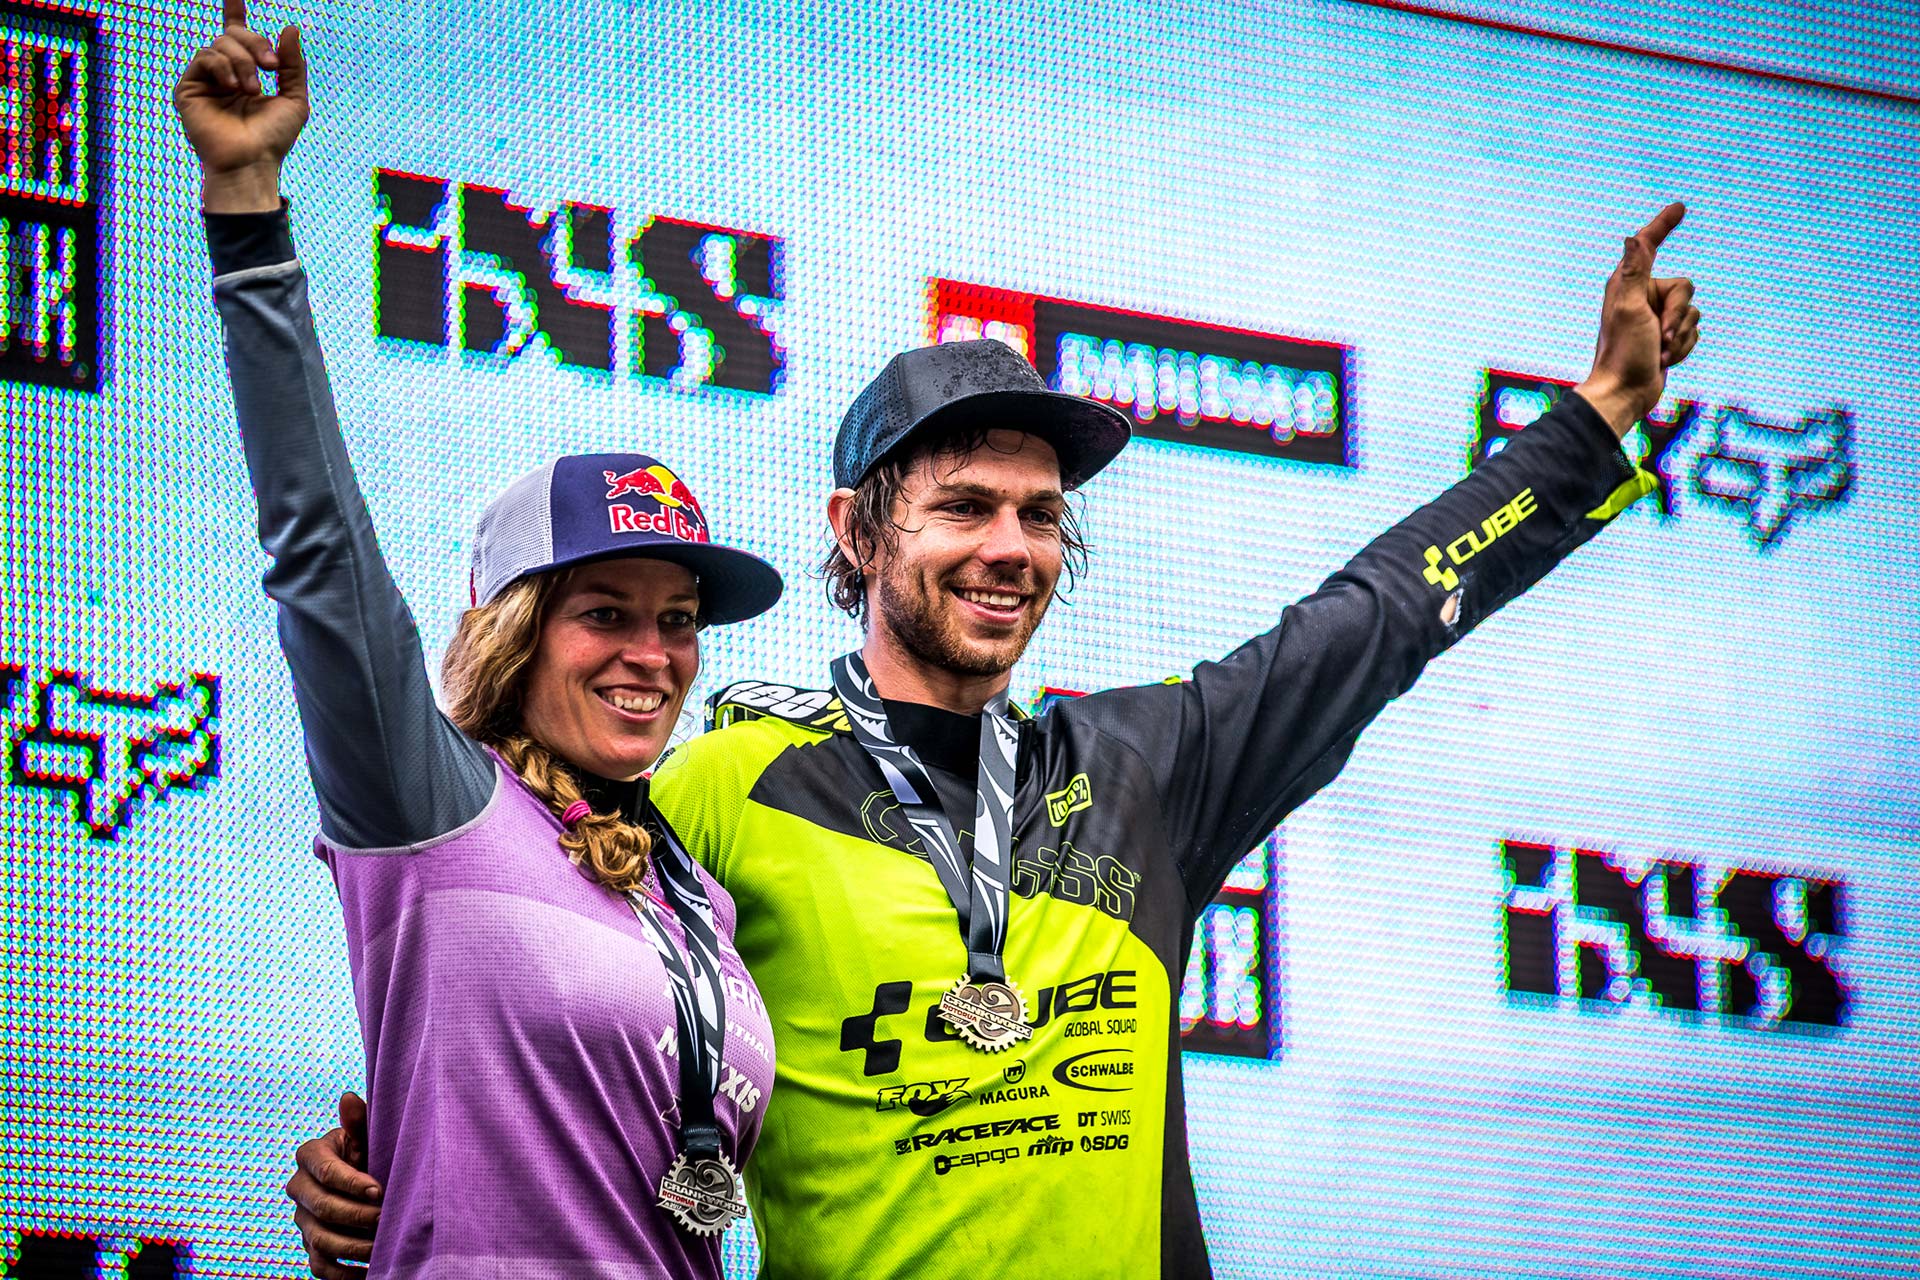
[1062,205,1702,906]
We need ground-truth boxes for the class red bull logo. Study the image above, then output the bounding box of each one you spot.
[603,463,709,542]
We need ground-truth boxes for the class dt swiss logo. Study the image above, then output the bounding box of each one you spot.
[603,463,709,542]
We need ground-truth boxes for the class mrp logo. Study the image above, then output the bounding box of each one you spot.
[0,1,100,391]
[1420,488,1538,591]
[1502,839,1848,1029]
[374,170,783,394]
[876,1078,970,1117]
[604,464,710,542]
[1,666,219,840]
[1046,773,1091,826]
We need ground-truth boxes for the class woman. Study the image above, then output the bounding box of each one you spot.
[175,4,780,1276]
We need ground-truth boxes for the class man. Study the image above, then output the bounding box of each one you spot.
[280,73,1697,1280]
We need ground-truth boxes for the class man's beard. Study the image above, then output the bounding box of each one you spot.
[874,565,1049,678]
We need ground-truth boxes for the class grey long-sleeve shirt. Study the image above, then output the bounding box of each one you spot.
[208,207,494,848]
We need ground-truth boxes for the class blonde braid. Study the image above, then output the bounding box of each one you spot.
[441,573,653,894]
[494,734,653,894]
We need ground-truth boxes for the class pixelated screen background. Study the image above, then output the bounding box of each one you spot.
[4,0,1917,1275]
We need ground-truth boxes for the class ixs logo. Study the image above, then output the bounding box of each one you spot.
[0,1,100,391]
[1046,773,1091,826]
[876,1078,969,1117]
[1420,488,1538,592]
[1,665,219,840]
[1502,839,1848,1028]
[894,1113,1060,1155]
[1052,1048,1134,1093]
[374,170,783,393]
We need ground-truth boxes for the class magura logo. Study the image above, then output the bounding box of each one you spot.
[0,0,99,392]
[1052,1048,1134,1093]
[1045,773,1092,826]
[1420,488,1538,591]
[876,1078,969,1117]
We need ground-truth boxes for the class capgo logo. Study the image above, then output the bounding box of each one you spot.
[1421,487,1538,589]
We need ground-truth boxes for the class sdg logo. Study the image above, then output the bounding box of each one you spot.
[931,280,1352,467]
[374,170,784,393]
[1501,838,1848,1029]
[0,0,99,391]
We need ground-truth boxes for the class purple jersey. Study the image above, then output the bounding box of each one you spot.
[320,762,775,1278]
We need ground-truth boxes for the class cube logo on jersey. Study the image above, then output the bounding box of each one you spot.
[930,280,1352,466]
[373,170,784,393]
[0,0,100,392]
[1501,838,1849,1028]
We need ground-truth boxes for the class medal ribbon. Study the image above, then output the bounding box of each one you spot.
[623,796,731,1162]
[830,652,1021,984]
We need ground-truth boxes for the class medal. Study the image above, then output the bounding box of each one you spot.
[833,653,1027,1056]
[624,799,748,1236]
[940,976,1033,1052]
[656,1150,749,1237]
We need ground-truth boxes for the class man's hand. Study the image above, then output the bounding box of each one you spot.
[1574,202,1703,437]
[171,0,309,213]
[285,1091,381,1280]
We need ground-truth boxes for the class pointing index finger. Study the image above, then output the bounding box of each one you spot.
[1635,201,1687,253]
[222,0,248,32]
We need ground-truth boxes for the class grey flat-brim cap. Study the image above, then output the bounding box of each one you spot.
[833,339,1132,490]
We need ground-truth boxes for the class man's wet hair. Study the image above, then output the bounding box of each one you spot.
[819,423,1090,623]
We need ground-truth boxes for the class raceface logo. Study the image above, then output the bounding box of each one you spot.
[1045,773,1092,826]
[1421,487,1538,590]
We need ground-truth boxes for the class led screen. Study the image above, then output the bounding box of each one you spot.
[3,0,1916,1276]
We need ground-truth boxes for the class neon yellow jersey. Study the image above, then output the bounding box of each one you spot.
[649,395,1638,1279]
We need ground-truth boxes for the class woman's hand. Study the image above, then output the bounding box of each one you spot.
[172,0,309,212]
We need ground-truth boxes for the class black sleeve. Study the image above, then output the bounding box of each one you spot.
[1057,392,1645,909]
[206,205,496,849]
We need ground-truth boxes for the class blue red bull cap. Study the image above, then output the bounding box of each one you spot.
[470,453,783,625]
